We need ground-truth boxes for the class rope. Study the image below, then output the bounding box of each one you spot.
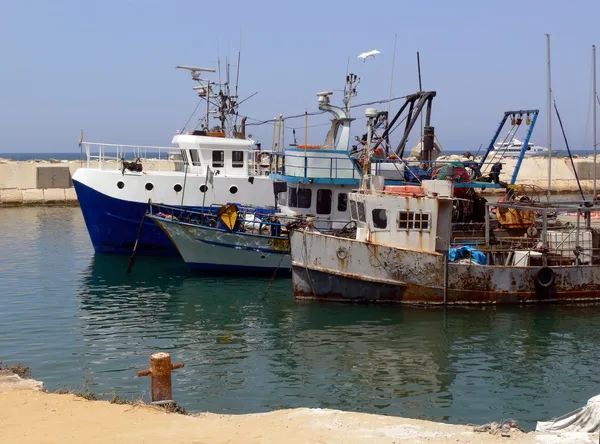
[180,99,203,133]
[302,229,318,298]
[554,99,585,201]
[261,253,286,300]
[245,95,408,127]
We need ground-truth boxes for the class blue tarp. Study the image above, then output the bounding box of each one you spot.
[449,245,488,265]
[404,165,430,182]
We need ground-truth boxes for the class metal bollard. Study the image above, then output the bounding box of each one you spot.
[137,352,184,404]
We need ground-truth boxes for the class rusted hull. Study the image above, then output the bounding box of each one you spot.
[290,230,600,305]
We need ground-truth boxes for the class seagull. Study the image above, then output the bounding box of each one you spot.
[357,49,381,62]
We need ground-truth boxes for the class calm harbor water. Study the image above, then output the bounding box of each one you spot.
[1,206,600,430]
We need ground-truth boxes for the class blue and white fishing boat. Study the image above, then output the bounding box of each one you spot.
[73,64,273,255]
[270,76,435,228]
[147,203,291,272]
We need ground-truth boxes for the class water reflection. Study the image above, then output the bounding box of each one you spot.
[74,257,600,428]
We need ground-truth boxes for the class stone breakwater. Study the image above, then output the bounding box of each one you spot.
[0,155,596,206]
[0,158,175,206]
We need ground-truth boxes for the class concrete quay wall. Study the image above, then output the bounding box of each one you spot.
[0,158,176,206]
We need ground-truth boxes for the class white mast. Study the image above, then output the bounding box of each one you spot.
[594,44,597,201]
[546,34,553,199]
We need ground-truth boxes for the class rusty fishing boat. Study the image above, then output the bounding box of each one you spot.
[288,109,600,305]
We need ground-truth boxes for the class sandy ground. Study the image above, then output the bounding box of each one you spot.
[0,374,596,444]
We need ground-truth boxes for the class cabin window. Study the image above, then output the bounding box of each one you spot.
[357,201,366,222]
[278,189,287,206]
[212,150,224,168]
[398,211,431,231]
[414,212,430,231]
[398,211,413,230]
[232,151,244,168]
[180,149,189,165]
[372,209,388,229]
[337,193,348,212]
[288,188,297,207]
[297,188,312,209]
[190,149,201,166]
[316,189,332,215]
[349,199,358,220]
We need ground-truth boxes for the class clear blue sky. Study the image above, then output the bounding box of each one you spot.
[1,0,599,153]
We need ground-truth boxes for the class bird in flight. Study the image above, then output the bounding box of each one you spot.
[357,49,381,62]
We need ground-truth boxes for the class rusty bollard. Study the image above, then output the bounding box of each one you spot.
[137,352,184,404]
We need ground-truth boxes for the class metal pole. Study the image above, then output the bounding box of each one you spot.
[576,210,581,266]
[206,83,211,131]
[542,208,548,267]
[485,203,490,246]
[546,34,553,199]
[387,34,397,114]
[201,166,209,210]
[593,44,597,201]
[443,254,448,305]
[180,164,188,207]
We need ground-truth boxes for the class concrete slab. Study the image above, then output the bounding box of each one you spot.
[43,189,66,203]
[21,189,44,204]
[0,189,23,205]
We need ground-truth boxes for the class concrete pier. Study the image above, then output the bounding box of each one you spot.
[0,155,597,206]
[0,158,175,206]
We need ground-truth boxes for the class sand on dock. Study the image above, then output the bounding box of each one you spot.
[0,374,596,444]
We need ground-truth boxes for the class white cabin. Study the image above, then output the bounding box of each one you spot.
[172,133,270,177]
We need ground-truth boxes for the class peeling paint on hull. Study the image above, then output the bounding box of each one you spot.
[290,230,600,305]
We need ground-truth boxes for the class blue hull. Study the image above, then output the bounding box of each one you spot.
[73,180,179,256]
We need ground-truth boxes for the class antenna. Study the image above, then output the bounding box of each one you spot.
[387,34,397,113]
[176,65,216,74]
[342,74,360,115]
[235,28,242,99]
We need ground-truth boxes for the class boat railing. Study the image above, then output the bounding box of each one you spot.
[82,142,180,171]
[269,151,507,183]
[247,151,273,177]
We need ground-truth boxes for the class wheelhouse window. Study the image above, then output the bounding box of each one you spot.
[190,149,201,166]
[398,211,430,231]
[357,201,366,223]
[349,199,358,220]
[297,188,312,209]
[278,190,287,206]
[398,211,413,230]
[212,150,224,168]
[289,187,297,207]
[180,149,189,165]
[371,209,388,229]
[414,212,430,230]
[316,189,332,215]
[337,193,348,212]
[232,150,244,168]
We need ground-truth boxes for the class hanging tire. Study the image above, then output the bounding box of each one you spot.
[534,266,556,299]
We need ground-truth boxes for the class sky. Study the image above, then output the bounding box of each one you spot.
[1,0,599,153]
